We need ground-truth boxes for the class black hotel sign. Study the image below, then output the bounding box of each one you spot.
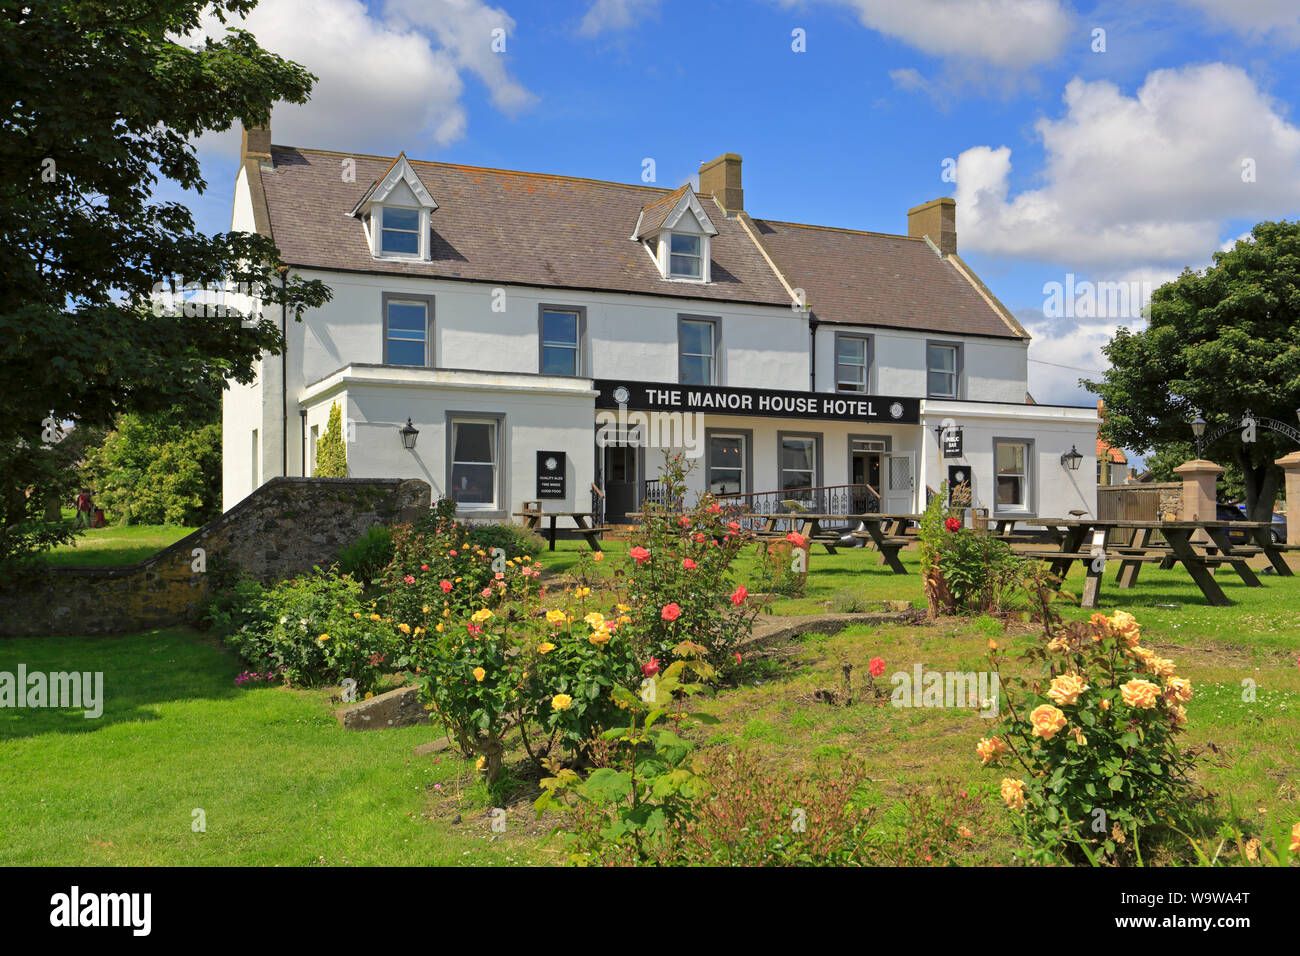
[594,379,920,425]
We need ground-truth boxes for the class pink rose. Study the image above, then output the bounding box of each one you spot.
[869,657,886,677]
[786,532,806,548]
[630,546,651,565]
[682,558,697,570]
[730,585,748,606]
[403,574,416,585]
[440,580,453,593]
[661,603,681,622]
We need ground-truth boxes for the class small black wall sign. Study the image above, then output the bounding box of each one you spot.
[536,451,567,499]
[941,427,964,459]
[947,465,972,507]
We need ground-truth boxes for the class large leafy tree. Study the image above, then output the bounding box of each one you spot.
[1,0,332,566]
[1087,221,1300,521]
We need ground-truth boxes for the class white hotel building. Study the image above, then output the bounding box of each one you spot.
[223,124,1099,525]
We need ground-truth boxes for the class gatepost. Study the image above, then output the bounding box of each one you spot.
[1274,451,1300,546]
[1172,459,1223,544]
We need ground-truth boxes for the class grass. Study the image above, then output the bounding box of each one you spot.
[5,531,1298,865]
[45,522,197,567]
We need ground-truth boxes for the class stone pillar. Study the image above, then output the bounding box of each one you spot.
[1173,460,1223,542]
[1275,451,1300,545]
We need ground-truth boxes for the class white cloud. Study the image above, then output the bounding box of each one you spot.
[384,0,536,114]
[832,0,1072,68]
[1177,0,1300,43]
[955,63,1300,271]
[193,0,534,156]
[1023,313,1127,405]
[579,0,660,36]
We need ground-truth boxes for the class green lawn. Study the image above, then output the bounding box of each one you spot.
[45,522,197,567]
[4,533,1297,865]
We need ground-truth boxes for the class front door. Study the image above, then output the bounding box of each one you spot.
[851,452,882,512]
[603,443,638,523]
[884,452,915,513]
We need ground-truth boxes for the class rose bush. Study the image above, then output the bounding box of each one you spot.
[979,609,1204,864]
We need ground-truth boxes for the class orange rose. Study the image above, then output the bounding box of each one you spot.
[1290,822,1300,854]
[1121,678,1161,709]
[1147,656,1177,678]
[1000,778,1027,811]
[976,736,1009,766]
[1108,610,1141,647]
[1030,704,1068,739]
[1164,676,1193,704]
[1047,673,1090,707]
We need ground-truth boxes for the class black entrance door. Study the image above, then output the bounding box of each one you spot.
[604,444,638,523]
[851,452,881,512]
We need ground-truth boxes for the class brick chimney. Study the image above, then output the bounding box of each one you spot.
[908,197,956,256]
[699,153,743,212]
[241,119,272,168]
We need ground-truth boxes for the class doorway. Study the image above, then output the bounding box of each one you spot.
[602,442,639,524]
[850,437,885,512]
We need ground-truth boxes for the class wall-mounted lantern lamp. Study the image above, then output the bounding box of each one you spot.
[399,418,419,450]
[1060,445,1083,472]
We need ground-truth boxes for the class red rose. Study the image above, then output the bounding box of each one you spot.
[728,521,740,531]
[734,652,742,664]
[730,585,748,606]
[440,580,453,593]
[944,517,962,533]
[869,656,886,677]
[420,564,429,571]
[682,558,697,569]
[707,504,722,514]
[661,602,681,622]
[642,657,661,678]
[677,516,690,527]
[630,546,651,565]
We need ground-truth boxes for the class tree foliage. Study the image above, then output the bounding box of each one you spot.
[83,405,222,526]
[0,0,332,566]
[1086,221,1300,519]
[313,403,347,478]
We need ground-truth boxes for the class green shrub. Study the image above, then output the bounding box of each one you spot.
[337,525,394,585]
[464,521,545,559]
[223,569,396,694]
[313,403,347,478]
[917,488,1029,615]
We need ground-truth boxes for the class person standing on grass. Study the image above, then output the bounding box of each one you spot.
[74,488,94,528]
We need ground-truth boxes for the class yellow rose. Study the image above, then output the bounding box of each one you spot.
[475,756,486,771]
[1047,673,1090,707]
[471,608,494,623]
[422,605,430,614]
[551,693,572,711]
[617,615,632,625]
[473,667,486,682]
[589,627,611,646]
[435,622,444,633]
[1121,678,1161,709]
[318,633,330,641]
[1100,698,1111,711]
[1030,704,1068,739]
[1164,676,1193,704]
[537,642,556,654]
[583,612,605,627]
[1000,778,1026,811]
[616,603,630,613]
[1290,822,1300,854]
[1108,610,1141,646]
[545,609,567,625]
[1147,656,1177,678]
[398,622,411,634]
[575,587,591,598]
[976,736,1008,766]
[369,613,381,621]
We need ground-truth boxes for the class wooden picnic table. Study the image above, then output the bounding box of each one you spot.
[748,512,921,569]
[512,510,607,552]
[1019,517,1288,609]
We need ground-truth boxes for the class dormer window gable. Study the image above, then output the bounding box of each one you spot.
[351,153,438,261]
[631,185,718,283]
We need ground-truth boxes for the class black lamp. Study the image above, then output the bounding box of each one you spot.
[399,418,419,450]
[1060,445,1083,471]
[1191,411,1206,458]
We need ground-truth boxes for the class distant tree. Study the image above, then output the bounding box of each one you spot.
[314,404,347,478]
[1086,221,1300,521]
[0,0,331,568]
[1143,442,1247,503]
[83,405,222,525]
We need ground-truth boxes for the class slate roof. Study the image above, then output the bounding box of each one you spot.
[255,146,1027,339]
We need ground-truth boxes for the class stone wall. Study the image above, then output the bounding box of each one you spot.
[0,477,431,638]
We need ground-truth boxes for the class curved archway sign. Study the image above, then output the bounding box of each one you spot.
[1201,409,1300,449]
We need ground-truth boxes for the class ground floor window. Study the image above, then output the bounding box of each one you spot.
[449,416,500,510]
[994,439,1031,511]
[707,433,746,495]
[779,434,818,497]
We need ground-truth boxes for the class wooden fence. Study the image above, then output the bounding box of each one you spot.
[1098,482,1182,521]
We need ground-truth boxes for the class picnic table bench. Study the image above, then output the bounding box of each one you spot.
[747,512,920,570]
[1020,517,1287,608]
[512,510,608,552]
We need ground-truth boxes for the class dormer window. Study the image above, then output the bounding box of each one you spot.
[380,207,421,255]
[350,152,438,261]
[669,233,702,278]
[631,184,718,283]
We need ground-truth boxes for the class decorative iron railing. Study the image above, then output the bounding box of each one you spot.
[714,483,881,529]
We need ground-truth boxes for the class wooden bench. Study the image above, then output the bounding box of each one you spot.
[850,531,910,574]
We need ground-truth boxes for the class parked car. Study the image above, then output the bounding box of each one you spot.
[1216,503,1287,544]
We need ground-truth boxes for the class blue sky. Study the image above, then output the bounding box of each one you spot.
[178,0,1300,406]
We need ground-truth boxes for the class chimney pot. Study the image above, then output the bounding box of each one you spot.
[241,120,272,167]
[908,197,956,256]
[698,153,743,212]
